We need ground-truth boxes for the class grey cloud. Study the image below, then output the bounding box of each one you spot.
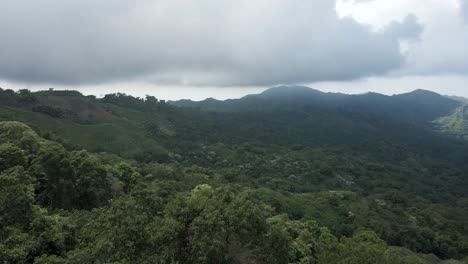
[0,0,421,86]
[396,2,468,77]
[385,15,422,39]
[462,0,468,22]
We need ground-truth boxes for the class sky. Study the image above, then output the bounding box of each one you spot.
[0,0,467,100]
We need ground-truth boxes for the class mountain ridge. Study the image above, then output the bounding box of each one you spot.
[172,86,459,110]
[172,86,461,123]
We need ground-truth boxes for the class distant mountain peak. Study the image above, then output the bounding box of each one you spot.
[395,89,460,106]
[359,92,388,98]
[204,97,221,102]
[397,89,441,97]
[259,85,322,97]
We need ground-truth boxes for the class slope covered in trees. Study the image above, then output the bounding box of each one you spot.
[1,86,468,263]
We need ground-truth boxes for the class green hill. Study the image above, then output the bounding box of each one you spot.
[0,89,174,161]
[435,102,468,141]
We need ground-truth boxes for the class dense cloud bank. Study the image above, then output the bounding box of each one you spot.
[0,0,421,86]
[399,0,468,77]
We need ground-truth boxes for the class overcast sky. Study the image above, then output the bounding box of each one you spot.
[1,0,468,100]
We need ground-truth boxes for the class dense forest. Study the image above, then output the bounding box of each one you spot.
[1,86,468,263]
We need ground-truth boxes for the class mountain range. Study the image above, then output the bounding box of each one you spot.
[2,86,468,262]
[1,86,468,160]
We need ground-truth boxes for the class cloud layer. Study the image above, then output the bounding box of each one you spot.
[401,0,468,77]
[0,0,421,86]
[462,0,468,22]
[338,0,468,78]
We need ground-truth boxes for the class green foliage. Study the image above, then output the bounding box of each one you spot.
[435,105,468,141]
[32,105,76,119]
[0,121,40,146]
[0,167,35,228]
[2,87,468,263]
[62,185,324,263]
[0,144,27,172]
[264,214,324,263]
[115,161,143,192]
[317,231,388,264]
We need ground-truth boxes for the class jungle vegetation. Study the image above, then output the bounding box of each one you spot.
[1,86,468,263]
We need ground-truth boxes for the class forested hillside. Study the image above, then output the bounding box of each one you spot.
[1,86,468,263]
